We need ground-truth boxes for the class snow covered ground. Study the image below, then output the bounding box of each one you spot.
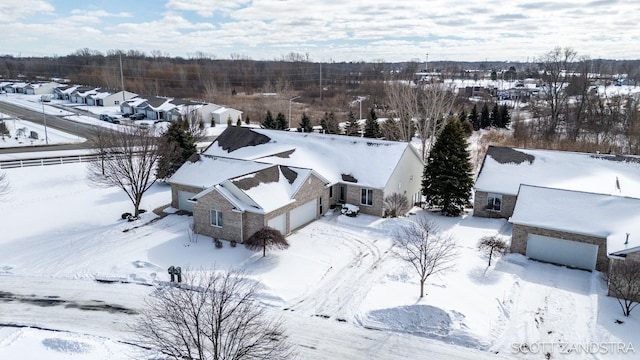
[0,115,84,148]
[0,160,639,358]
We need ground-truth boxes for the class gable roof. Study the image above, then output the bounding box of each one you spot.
[203,127,418,189]
[510,185,640,256]
[169,155,272,189]
[475,146,640,198]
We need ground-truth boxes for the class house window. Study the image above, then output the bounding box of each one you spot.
[114,100,120,105]
[210,210,223,227]
[361,188,373,206]
[486,193,502,212]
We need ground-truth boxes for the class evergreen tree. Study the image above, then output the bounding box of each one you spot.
[320,111,339,134]
[498,104,511,128]
[156,121,197,180]
[422,118,473,217]
[262,110,276,129]
[363,107,381,138]
[490,103,500,127]
[299,112,312,133]
[236,117,242,127]
[244,114,251,125]
[275,112,287,130]
[480,103,491,129]
[227,115,233,127]
[458,108,467,123]
[344,110,360,136]
[469,104,480,131]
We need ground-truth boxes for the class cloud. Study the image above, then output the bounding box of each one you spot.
[0,0,54,22]
[165,0,248,17]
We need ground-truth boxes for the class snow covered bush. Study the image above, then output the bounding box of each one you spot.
[121,212,132,220]
[340,204,360,217]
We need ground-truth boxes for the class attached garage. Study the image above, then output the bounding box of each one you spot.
[267,213,286,235]
[526,234,598,270]
[289,199,317,231]
[177,191,196,212]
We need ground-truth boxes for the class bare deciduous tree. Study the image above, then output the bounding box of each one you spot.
[135,269,294,360]
[393,218,458,297]
[180,105,206,142]
[0,171,10,199]
[383,193,410,217]
[416,82,456,159]
[245,227,290,257]
[537,46,577,140]
[87,125,160,218]
[478,235,508,267]
[607,260,640,317]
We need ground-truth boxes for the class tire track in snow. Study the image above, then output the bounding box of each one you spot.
[284,224,392,322]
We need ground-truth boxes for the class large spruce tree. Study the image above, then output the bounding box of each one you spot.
[480,103,491,129]
[469,104,480,131]
[363,107,381,138]
[421,118,473,216]
[156,121,197,180]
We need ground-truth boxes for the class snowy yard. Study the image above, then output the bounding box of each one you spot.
[0,162,638,359]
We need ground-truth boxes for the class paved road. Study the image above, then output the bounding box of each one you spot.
[0,101,98,154]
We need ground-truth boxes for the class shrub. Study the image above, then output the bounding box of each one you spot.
[340,204,359,217]
[214,239,223,248]
[383,193,410,218]
[121,212,132,220]
[245,227,289,257]
[230,240,237,248]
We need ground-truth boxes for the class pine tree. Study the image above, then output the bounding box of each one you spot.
[480,103,491,129]
[262,110,276,129]
[422,118,473,217]
[299,112,312,132]
[458,108,467,123]
[498,104,511,128]
[344,110,360,136]
[490,103,500,127]
[236,117,242,127]
[244,114,251,125]
[469,104,480,131]
[275,112,287,130]
[320,111,339,134]
[156,121,197,180]
[363,107,381,138]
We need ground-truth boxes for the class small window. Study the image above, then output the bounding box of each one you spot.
[360,188,373,206]
[486,193,502,212]
[329,186,333,198]
[210,210,223,227]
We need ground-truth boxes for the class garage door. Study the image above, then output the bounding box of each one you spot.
[267,213,286,235]
[178,191,196,212]
[290,199,317,231]
[526,234,598,270]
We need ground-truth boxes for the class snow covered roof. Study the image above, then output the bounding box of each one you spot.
[510,185,640,256]
[475,146,640,198]
[169,155,273,189]
[203,127,417,189]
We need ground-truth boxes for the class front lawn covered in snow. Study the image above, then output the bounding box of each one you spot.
[0,162,638,359]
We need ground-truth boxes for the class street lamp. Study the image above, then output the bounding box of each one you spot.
[288,96,300,129]
[41,102,49,145]
[356,98,363,122]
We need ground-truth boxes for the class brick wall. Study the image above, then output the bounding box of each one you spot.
[511,224,609,272]
[170,183,204,210]
[473,191,517,218]
[346,185,383,216]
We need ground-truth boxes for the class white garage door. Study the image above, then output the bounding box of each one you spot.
[290,199,317,231]
[526,234,598,270]
[178,191,196,212]
[267,213,286,235]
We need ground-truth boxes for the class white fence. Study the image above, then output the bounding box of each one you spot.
[0,154,101,169]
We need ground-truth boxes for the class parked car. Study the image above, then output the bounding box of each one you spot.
[131,113,146,120]
[106,116,120,124]
[99,114,109,121]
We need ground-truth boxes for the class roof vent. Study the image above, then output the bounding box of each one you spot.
[625,233,630,245]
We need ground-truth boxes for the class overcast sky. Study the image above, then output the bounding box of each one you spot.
[2,0,639,62]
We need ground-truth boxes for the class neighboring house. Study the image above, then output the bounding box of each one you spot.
[54,85,79,100]
[120,97,148,116]
[136,96,176,120]
[4,82,29,93]
[69,86,98,104]
[211,105,243,125]
[510,185,640,272]
[474,145,640,297]
[24,81,59,95]
[169,127,424,242]
[474,146,640,219]
[88,89,138,107]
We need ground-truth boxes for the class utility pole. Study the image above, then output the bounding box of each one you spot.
[119,52,125,102]
[288,96,300,129]
[319,62,322,100]
[41,102,49,145]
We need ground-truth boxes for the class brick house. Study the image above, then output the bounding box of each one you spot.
[473,146,640,297]
[169,127,424,243]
